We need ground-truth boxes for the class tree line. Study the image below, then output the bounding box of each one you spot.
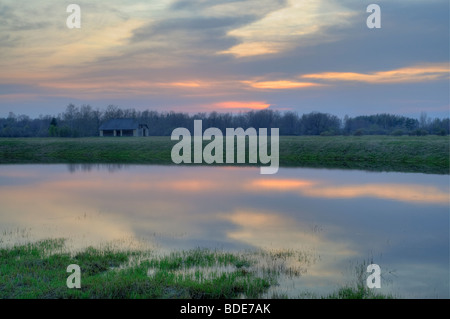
[0,103,448,137]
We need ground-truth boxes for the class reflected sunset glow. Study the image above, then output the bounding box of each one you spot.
[0,165,448,298]
[249,178,448,205]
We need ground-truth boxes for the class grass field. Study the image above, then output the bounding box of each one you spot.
[0,238,393,299]
[0,136,448,174]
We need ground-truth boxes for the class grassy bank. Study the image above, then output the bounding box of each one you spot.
[0,136,448,174]
[0,238,392,299]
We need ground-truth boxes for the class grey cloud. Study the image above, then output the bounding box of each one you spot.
[169,0,286,13]
[131,16,248,43]
[0,84,44,95]
[126,15,255,64]
[216,0,449,76]
[0,4,48,31]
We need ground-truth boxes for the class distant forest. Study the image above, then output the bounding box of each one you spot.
[1,104,449,137]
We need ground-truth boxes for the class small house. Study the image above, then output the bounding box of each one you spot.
[99,118,149,137]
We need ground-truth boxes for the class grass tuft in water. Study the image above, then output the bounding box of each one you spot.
[0,239,395,299]
[0,240,274,299]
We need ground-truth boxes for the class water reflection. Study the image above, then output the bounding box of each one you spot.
[250,178,449,205]
[67,163,129,173]
[0,164,448,298]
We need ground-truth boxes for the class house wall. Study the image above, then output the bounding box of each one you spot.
[100,130,115,137]
[100,127,145,137]
[121,129,135,137]
[138,126,149,136]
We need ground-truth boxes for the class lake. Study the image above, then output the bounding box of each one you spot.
[0,164,448,298]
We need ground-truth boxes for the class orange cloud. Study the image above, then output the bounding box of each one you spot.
[225,211,284,227]
[302,184,449,205]
[213,101,271,110]
[302,63,450,84]
[249,179,316,190]
[242,80,322,89]
[36,79,214,98]
[248,177,449,205]
[218,42,281,58]
[220,210,339,252]
[156,81,210,88]
[159,180,218,192]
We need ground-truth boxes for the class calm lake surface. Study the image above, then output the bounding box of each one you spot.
[0,164,448,298]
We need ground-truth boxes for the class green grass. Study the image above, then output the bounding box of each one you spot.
[279,135,449,174]
[0,135,448,174]
[0,238,393,299]
[320,260,395,300]
[0,239,273,299]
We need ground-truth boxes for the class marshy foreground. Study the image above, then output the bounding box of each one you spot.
[0,238,392,299]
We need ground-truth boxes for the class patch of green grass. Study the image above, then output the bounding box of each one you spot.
[324,285,393,299]
[322,259,395,299]
[0,239,397,299]
[0,240,274,299]
[278,135,449,174]
[0,136,448,173]
[145,248,254,270]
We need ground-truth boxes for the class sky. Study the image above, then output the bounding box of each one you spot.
[0,0,448,119]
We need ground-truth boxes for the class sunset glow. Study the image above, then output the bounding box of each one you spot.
[249,179,316,190]
[302,63,450,84]
[212,101,271,110]
[249,178,449,205]
[243,80,322,90]
[0,0,446,118]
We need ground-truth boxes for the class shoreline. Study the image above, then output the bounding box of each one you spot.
[0,136,448,174]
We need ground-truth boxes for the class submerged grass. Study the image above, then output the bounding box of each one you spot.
[321,260,396,300]
[0,238,394,299]
[0,239,273,299]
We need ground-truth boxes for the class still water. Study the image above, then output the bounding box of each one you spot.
[0,164,448,298]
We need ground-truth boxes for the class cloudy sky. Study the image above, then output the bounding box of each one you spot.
[0,0,448,118]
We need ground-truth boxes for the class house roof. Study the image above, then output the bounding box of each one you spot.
[99,118,144,130]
